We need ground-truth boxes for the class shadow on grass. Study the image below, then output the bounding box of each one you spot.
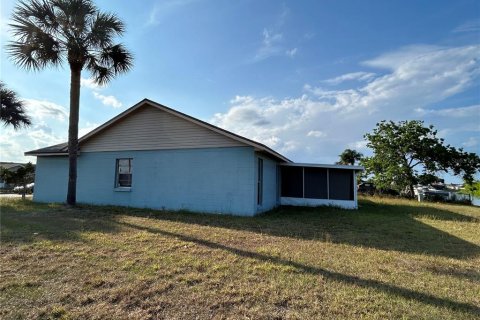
[117,220,480,316]
[92,199,480,259]
[1,198,479,260]
[0,201,121,243]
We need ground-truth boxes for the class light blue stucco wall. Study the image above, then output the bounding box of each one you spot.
[255,153,279,213]
[34,147,260,216]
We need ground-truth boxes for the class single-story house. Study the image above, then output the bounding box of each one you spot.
[26,99,363,216]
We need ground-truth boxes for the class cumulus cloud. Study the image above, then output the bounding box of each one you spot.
[79,122,100,137]
[23,99,68,121]
[81,77,122,108]
[80,77,104,90]
[93,92,122,108]
[212,44,480,163]
[323,72,376,85]
[0,123,66,163]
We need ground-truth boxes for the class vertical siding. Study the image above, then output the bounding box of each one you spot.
[81,105,245,152]
[256,154,280,213]
[33,147,257,216]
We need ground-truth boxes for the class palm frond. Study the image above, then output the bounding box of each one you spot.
[52,0,96,36]
[14,0,59,33]
[86,12,124,47]
[86,54,114,85]
[0,82,31,130]
[100,43,133,73]
[85,44,133,85]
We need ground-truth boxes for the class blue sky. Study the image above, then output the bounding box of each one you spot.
[1,0,479,182]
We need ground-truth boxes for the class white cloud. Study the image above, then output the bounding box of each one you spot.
[414,104,480,118]
[453,20,480,33]
[212,44,480,163]
[146,0,198,26]
[0,123,65,163]
[79,122,100,137]
[252,5,297,62]
[254,29,284,61]
[307,130,325,138]
[347,140,368,151]
[80,78,104,90]
[323,72,376,85]
[93,92,122,108]
[23,99,68,121]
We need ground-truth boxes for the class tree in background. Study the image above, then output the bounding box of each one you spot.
[0,163,35,200]
[461,181,480,198]
[337,149,363,165]
[8,0,133,205]
[362,120,480,197]
[0,81,31,129]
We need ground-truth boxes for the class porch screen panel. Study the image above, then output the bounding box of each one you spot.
[304,167,328,199]
[280,166,303,198]
[329,169,354,200]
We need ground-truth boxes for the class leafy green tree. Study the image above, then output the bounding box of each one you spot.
[0,81,31,129]
[461,181,480,197]
[417,173,443,186]
[0,163,35,199]
[8,0,133,205]
[337,149,363,165]
[362,120,480,197]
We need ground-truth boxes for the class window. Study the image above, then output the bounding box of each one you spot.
[115,158,132,188]
[257,158,263,205]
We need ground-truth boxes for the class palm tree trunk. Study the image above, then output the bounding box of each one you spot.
[66,66,81,205]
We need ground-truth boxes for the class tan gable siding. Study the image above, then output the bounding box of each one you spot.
[81,105,246,152]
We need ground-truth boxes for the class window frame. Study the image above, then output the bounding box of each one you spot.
[115,158,133,190]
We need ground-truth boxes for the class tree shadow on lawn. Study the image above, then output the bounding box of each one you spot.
[1,199,479,259]
[102,199,480,260]
[0,201,121,243]
[116,220,480,316]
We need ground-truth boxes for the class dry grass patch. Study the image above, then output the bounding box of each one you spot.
[0,197,479,319]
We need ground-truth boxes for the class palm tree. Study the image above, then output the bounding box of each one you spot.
[8,0,133,205]
[0,81,31,129]
[337,149,363,166]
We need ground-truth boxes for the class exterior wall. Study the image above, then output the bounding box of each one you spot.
[255,154,280,213]
[34,156,68,202]
[34,147,257,216]
[81,105,245,152]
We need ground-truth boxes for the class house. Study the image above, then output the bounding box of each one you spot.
[25,99,362,216]
[0,162,29,188]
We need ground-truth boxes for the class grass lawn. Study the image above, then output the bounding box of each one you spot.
[1,197,479,319]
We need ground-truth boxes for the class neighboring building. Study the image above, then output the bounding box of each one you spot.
[414,185,471,203]
[26,99,362,216]
[0,162,27,188]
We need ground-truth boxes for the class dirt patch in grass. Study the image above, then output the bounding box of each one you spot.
[1,197,479,319]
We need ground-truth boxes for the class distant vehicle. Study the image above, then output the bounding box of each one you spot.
[358,182,375,195]
[13,183,34,194]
